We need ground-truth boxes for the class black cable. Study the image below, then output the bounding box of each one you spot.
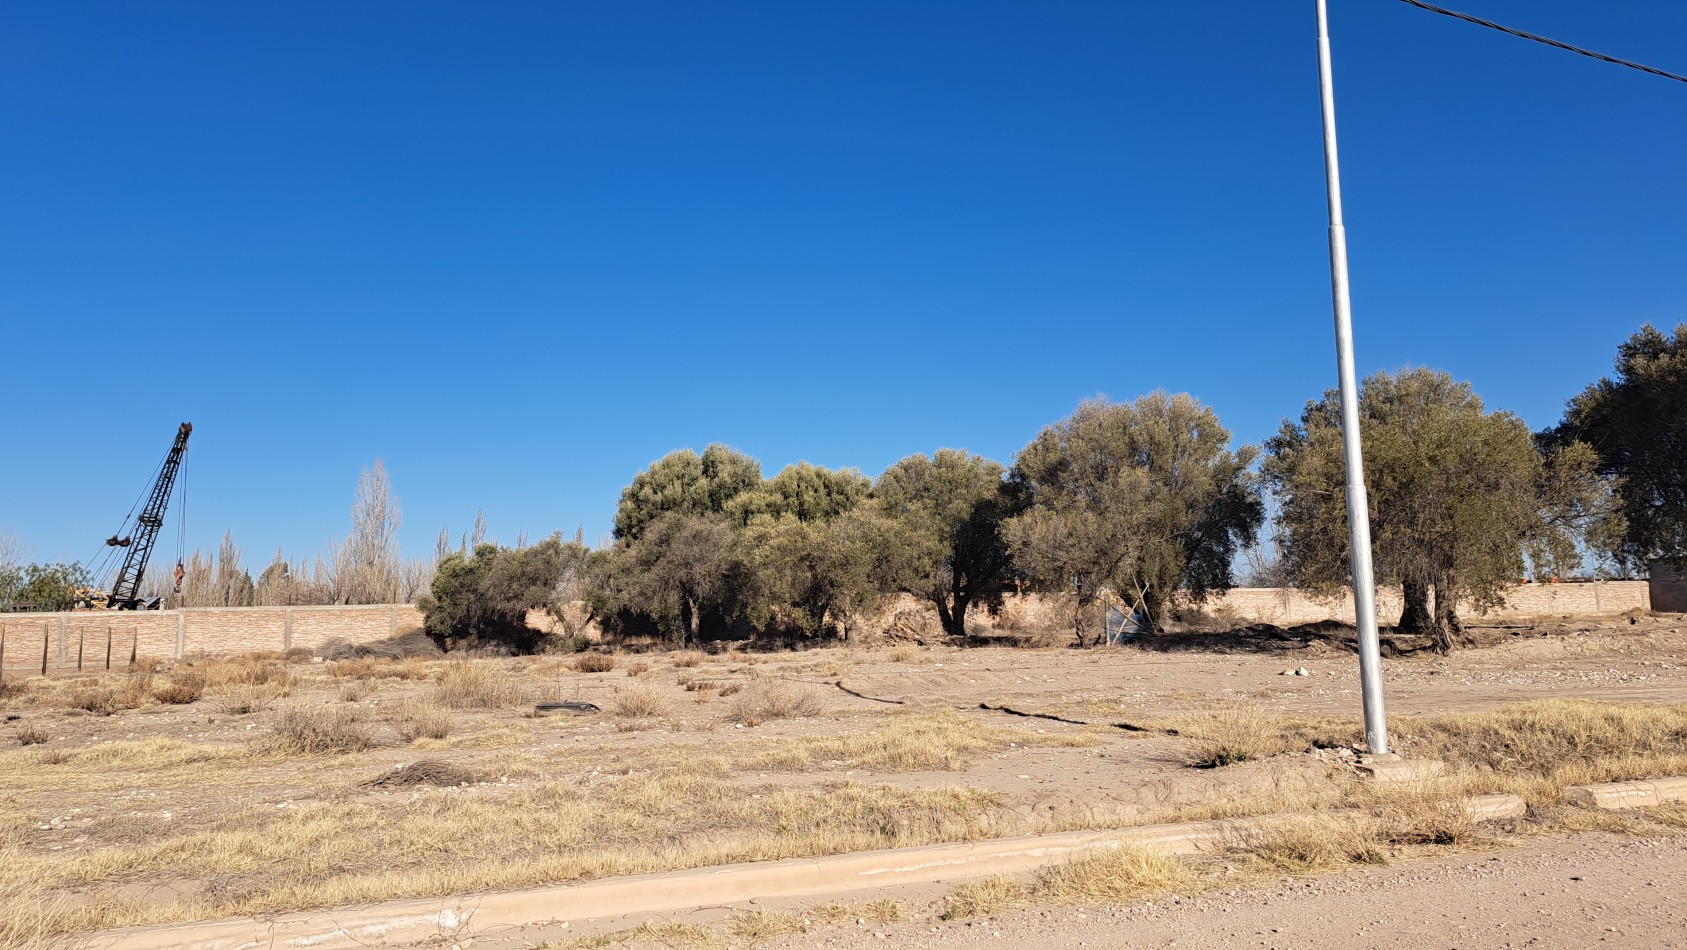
[1391,0,1687,85]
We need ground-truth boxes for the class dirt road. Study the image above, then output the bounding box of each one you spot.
[756,833,1687,950]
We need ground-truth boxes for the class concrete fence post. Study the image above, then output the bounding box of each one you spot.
[389,606,398,635]
[58,615,68,664]
[284,607,293,651]
[176,610,186,659]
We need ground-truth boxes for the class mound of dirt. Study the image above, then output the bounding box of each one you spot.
[321,629,442,661]
[363,760,480,788]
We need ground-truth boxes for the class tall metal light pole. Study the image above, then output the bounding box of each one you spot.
[1316,0,1389,754]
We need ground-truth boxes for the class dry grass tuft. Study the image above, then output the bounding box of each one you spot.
[573,653,616,673]
[624,661,650,677]
[208,681,288,715]
[726,679,824,726]
[942,875,1027,919]
[152,671,206,705]
[264,705,374,755]
[337,681,371,703]
[430,662,523,709]
[610,683,670,719]
[1171,706,1357,768]
[392,698,453,742]
[328,657,433,681]
[15,721,47,746]
[670,651,704,668]
[1035,844,1196,902]
[1229,814,1387,873]
[728,910,808,941]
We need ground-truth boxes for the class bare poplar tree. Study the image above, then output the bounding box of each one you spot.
[332,459,404,604]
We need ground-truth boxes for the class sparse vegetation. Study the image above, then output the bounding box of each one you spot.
[726,679,824,725]
[392,698,453,741]
[573,653,616,673]
[152,671,206,705]
[609,682,670,719]
[430,662,523,709]
[264,705,374,754]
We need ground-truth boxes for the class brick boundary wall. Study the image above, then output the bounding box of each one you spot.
[0,604,426,673]
[0,581,1656,672]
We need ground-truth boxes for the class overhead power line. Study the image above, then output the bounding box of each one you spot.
[1392,0,1687,85]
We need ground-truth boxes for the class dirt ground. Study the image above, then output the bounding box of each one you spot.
[1,612,1685,946]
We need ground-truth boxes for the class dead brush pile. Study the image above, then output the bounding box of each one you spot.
[320,630,442,662]
[364,759,480,788]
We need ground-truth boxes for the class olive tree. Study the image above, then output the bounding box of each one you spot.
[1264,368,1547,652]
[1006,394,1263,637]
[873,450,1018,639]
[1546,323,1685,567]
[612,445,762,541]
[420,536,576,650]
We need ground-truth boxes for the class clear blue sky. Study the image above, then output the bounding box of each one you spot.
[2,1,1682,570]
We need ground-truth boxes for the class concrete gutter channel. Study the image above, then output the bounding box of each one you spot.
[84,793,1546,950]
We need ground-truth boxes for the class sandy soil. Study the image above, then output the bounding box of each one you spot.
[736,832,1687,950]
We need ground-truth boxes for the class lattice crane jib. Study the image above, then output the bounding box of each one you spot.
[107,423,192,610]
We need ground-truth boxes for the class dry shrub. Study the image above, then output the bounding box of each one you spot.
[429,662,522,709]
[67,687,121,716]
[152,671,206,705]
[328,657,432,681]
[625,661,650,677]
[610,682,670,719]
[265,705,374,755]
[0,679,27,704]
[132,656,166,673]
[888,644,919,664]
[338,681,371,703]
[393,699,453,742]
[573,653,616,673]
[726,679,823,726]
[671,651,704,668]
[15,721,47,746]
[209,682,287,715]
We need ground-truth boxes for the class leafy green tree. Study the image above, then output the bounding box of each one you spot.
[612,445,762,541]
[727,462,871,526]
[1264,369,1548,652]
[610,512,744,646]
[743,507,895,639]
[1006,394,1263,637]
[1547,323,1687,566]
[874,450,1018,639]
[420,536,575,650]
[10,562,92,612]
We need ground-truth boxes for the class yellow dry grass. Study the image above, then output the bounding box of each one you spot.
[430,662,525,709]
[743,705,1099,772]
[725,679,825,725]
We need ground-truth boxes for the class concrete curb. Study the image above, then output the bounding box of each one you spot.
[84,794,1525,950]
[1564,775,1687,810]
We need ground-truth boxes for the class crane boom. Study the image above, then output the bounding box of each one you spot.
[107,422,192,610]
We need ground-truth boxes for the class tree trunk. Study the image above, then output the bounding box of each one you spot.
[1429,576,1462,655]
[1398,579,1433,633]
[683,596,701,648]
[934,592,970,639]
